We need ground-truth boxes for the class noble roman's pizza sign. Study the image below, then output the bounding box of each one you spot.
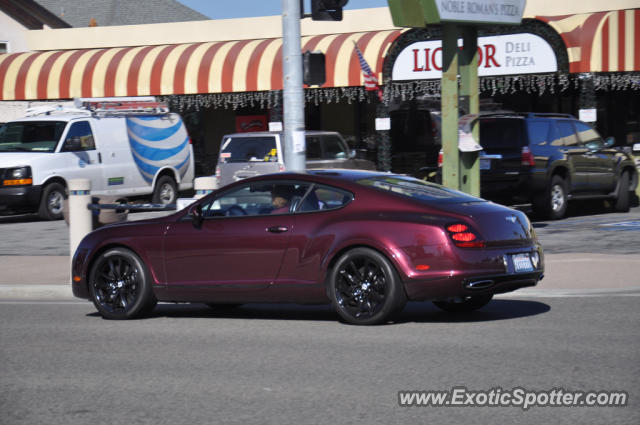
[392,33,558,80]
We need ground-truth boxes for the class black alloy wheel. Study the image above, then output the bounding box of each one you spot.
[433,294,493,313]
[327,247,406,325]
[88,248,156,319]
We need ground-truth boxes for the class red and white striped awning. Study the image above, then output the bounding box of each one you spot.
[538,8,640,73]
[0,30,402,101]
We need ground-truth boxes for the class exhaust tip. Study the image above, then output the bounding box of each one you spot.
[465,279,495,290]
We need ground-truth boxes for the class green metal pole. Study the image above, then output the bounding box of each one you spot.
[459,26,480,197]
[441,23,459,190]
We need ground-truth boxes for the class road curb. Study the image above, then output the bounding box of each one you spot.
[0,284,74,300]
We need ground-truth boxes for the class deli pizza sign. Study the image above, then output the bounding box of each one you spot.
[392,33,557,80]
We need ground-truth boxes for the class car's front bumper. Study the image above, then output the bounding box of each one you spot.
[0,185,42,213]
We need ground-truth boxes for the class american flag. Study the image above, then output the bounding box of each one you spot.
[354,42,383,101]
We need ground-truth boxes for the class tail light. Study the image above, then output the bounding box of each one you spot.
[188,138,192,145]
[446,223,486,248]
[521,146,535,166]
[437,150,443,168]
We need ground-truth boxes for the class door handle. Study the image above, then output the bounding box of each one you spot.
[267,226,288,233]
[98,152,102,163]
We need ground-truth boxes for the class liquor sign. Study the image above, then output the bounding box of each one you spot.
[424,0,526,25]
[392,33,557,81]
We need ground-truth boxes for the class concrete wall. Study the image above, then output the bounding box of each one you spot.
[0,9,29,53]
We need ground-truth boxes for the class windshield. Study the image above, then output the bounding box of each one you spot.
[0,121,66,153]
[357,175,477,202]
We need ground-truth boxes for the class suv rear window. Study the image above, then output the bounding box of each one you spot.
[479,118,526,149]
[219,136,277,163]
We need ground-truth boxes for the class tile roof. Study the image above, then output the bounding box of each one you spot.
[33,0,208,27]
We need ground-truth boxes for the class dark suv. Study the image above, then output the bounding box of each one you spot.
[476,113,637,219]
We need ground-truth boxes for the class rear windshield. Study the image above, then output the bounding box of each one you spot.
[356,175,476,202]
[479,118,526,149]
[219,136,278,163]
[0,121,66,152]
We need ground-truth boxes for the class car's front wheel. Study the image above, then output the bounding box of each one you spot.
[433,294,493,313]
[38,182,65,220]
[327,247,406,325]
[88,248,156,319]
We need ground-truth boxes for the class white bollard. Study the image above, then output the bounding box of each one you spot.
[194,176,217,199]
[68,179,92,258]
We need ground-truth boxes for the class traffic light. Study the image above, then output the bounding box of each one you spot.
[311,0,348,21]
[303,51,326,86]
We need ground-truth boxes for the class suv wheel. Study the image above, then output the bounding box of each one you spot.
[534,175,567,220]
[613,171,630,213]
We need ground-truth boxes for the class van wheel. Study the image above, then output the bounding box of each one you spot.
[152,176,177,205]
[38,182,66,220]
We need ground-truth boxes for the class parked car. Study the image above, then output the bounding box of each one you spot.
[215,131,375,187]
[71,170,544,325]
[0,97,194,220]
[439,113,638,219]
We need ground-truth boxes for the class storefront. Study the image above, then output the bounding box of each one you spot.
[0,7,638,176]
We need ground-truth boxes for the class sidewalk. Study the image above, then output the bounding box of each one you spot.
[0,253,638,300]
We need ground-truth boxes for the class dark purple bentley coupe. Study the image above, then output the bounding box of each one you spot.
[72,170,544,325]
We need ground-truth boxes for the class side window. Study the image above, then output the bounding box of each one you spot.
[526,121,551,146]
[554,121,578,147]
[322,135,348,159]
[200,181,310,217]
[306,136,322,159]
[574,121,603,147]
[63,121,95,151]
[294,184,353,213]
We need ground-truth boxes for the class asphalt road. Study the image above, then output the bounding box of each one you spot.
[1,204,640,256]
[1,297,638,425]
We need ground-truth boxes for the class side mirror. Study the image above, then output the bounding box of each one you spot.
[604,137,615,148]
[349,149,356,159]
[63,136,82,151]
[585,141,602,152]
[189,204,203,228]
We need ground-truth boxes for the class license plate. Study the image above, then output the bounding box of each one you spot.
[512,253,534,272]
[479,158,491,170]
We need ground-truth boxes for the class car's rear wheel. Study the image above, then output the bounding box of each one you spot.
[433,294,493,313]
[152,175,177,205]
[327,247,406,325]
[613,171,630,212]
[88,248,156,320]
[533,175,567,220]
[38,182,65,220]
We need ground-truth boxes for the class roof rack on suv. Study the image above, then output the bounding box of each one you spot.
[525,113,575,119]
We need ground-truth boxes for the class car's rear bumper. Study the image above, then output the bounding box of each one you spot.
[0,185,41,213]
[404,270,543,301]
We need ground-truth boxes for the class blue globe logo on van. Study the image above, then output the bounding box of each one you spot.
[126,114,190,183]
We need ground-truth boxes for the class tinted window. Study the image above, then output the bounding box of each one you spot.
[479,118,526,149]
[526,121,552,146]
[322,135,348,159]
[306,136,322,159]
[0,121,66,152]
[219,136,278,163]
[574,121,602,145]
[357,175,474,201]
[295,184,353,212]
[201,181,310,217]
[63,121,95,151]
[554,121,578,147]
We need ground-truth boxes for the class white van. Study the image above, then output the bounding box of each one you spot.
[0,97,194,220]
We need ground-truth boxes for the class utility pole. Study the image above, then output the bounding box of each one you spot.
[281,0,306,172]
